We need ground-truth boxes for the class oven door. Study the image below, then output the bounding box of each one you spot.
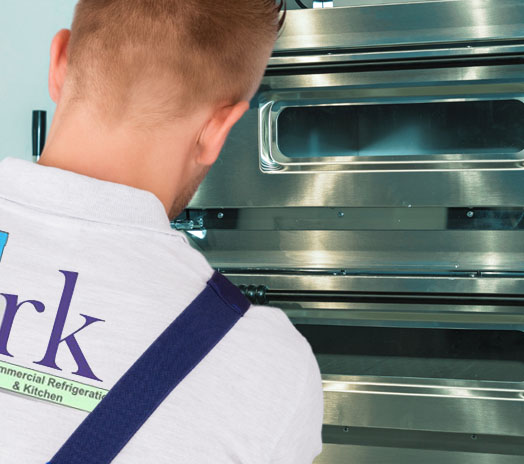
[191,62,524,210]
[224,271,524,464]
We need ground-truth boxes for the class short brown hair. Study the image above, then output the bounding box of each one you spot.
[67,0,284,117]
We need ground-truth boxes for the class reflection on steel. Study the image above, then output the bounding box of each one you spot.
[321,376,524,404]
[274,0,524,56]
[172,217,204,231]
[183,1,524,462]
[318,376,524,463]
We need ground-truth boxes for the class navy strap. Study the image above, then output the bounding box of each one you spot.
[48,271,250,464]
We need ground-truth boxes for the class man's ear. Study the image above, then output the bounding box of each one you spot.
[195,101,249,166]
[49,29,71,103]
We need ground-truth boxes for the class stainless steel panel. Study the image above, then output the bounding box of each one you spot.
[179,206,524,232]
[314,375,524,462]
[269,43,524,67]
[186,3,524,461]
[274,0,524,55]
[263,65,524,92]
[261,66,524,172]
[191,138,524,206]
[309,320,524,461]
[225,273,524,295]
[315,444,524,464]
[190,65,524,207]
[321,376,524,435]
[193,230,524,271]
[280,303,524,330]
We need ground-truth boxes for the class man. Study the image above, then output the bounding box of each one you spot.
[0,0,323,463]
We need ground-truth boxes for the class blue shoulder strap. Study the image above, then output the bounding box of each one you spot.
[48,271,250,464]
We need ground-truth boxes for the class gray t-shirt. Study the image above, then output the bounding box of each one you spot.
[0,158,323,464]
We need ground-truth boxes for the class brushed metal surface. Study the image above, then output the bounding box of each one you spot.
[191,71,524,207]
[264,65,524,92]
[313,376,524,462]
[281,304,524,330]
[185,3,524,462]
[321,424,524,456]
[274,0,524,54]
[321,376,524,434]
[269,44,524,67]
[315,444,524,464]
[225,273,524,295]
[193,229,524,271]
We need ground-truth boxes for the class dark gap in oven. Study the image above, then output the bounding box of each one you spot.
[267,290,524,306]
[177,208,524,231]
[447,208,524,230]
[295,324,524,381]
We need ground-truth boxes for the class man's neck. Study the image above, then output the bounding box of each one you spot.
[38,106,193,216]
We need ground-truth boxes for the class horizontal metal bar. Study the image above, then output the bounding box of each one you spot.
[269,45,524,69]
[322,375,524,400]
[226,273,524,296]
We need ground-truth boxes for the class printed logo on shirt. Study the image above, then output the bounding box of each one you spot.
[0,231,8,262]
[0,236,107,409]
[0,359,108,412]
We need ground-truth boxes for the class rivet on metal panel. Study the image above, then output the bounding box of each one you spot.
[217,212,225,219]
[467,211,474,218]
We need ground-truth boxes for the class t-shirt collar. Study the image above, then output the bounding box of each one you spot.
[0,157,172,231]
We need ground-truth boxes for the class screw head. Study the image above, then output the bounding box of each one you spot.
[467,211,474,218]
[217,212,224,219]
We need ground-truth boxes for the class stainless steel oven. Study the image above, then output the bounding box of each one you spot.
[175,1,524,462]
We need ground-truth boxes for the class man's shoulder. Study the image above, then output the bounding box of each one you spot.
[229,302,319,384]
[244,303,307,349]
[229,303,324,456]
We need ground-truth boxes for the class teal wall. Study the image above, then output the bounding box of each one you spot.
[0,1,75,161]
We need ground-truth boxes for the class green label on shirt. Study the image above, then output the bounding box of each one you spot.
[0,360,108,412]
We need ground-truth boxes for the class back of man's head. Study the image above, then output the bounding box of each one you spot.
[66,0,283,120]
[41,0,284,218]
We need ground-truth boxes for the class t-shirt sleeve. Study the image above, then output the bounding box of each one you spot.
[269,340,324,463]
